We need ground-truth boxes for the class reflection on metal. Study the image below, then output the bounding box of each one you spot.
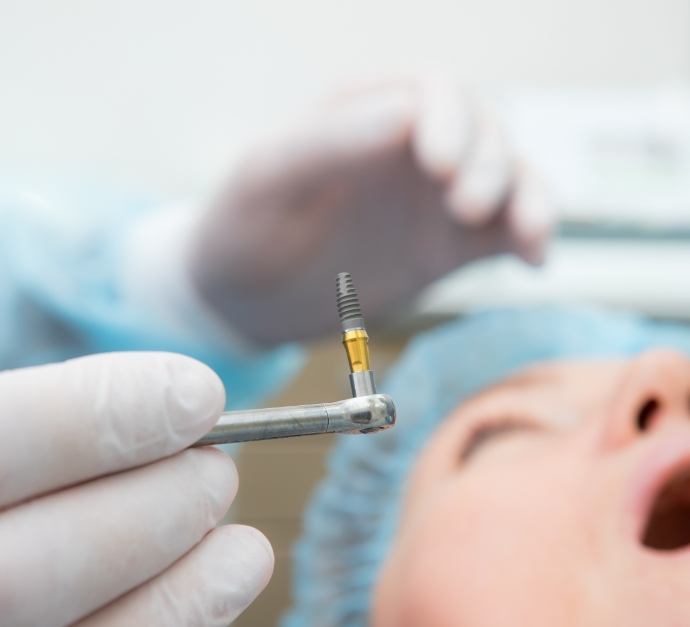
[192,394,395,446]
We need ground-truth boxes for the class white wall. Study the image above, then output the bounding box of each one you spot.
[1,0,689,199]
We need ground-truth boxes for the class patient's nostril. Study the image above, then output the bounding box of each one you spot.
[637,398,659,431]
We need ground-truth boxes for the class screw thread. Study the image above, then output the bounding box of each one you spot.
[336,272,365,330]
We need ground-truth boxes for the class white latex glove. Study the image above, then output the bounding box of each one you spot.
[189,75,554,345]
[0,352,273,627]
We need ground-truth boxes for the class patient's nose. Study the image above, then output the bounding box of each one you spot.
[601,349,690,448]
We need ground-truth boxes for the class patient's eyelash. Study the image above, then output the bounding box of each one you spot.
[459,418,542,463]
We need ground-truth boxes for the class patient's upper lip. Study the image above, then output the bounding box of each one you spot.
[627,426,690,546]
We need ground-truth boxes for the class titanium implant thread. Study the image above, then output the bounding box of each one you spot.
[336,272,365,331]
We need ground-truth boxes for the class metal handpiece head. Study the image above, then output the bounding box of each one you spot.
[337,394,397,434]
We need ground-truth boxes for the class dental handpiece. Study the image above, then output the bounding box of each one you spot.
[192,273,396,446]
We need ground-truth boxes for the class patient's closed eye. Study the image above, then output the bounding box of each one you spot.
[459,420,541,463]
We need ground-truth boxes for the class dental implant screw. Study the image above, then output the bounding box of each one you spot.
[336,272,366,332]
[336,272,376,396]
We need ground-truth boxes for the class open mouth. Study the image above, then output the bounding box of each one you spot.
[642,465,690,551]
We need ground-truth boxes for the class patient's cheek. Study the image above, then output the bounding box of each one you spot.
[379,455,589,627]
[374,477,506,625]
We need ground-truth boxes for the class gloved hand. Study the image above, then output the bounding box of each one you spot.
[189,75,553,345]
[0,352,273,627]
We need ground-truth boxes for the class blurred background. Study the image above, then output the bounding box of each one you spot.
[2,0,690,623]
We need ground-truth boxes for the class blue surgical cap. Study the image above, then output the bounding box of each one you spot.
[283,306,690,627]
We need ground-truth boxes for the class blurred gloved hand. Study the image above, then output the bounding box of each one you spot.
[188,75,553,345]
[0,352,273,627]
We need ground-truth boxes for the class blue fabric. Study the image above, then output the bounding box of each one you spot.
[0,178,302,408]
[284,307,690,627]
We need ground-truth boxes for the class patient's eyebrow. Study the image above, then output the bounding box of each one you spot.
[459,421,542,463]
[458,369,556,462]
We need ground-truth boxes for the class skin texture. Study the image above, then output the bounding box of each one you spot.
[373,349,690,627]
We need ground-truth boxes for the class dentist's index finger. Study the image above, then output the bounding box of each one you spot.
[445,114,512,226]
[0,351,226,508]
[412,75,475,181]
[507,165,555,264]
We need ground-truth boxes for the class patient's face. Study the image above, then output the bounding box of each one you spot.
[373,349,690,627]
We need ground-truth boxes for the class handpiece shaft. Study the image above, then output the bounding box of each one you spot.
[191,394,396,446]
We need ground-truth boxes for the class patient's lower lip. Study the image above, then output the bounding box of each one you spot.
[627,435,690,545]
